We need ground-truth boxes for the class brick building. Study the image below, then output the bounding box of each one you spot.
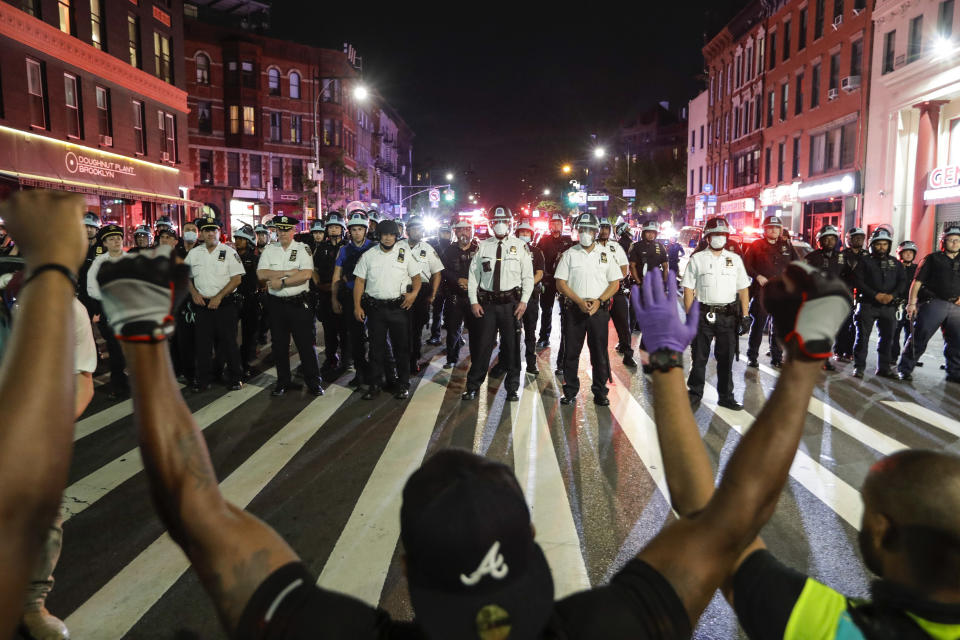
[0,0,195,241]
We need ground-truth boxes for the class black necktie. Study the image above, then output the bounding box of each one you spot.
[493,241,502,291]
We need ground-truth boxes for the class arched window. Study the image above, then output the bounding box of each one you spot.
[268,68,280,95]
[289,71,300,99]
[196,53,210,85]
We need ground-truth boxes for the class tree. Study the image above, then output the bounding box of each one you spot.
[604,151,687,222]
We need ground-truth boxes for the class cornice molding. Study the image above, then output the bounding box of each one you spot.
[0,3,188,113]
[875,0,918,24]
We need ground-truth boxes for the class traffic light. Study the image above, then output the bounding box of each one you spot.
[444,189,455,202]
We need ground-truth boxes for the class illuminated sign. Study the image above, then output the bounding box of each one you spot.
[719,198,756,214]
[153,5,171,26]
[587,194,609,202]
[567,191,587,204]
[797,172,859,201]
[924,167,960,203]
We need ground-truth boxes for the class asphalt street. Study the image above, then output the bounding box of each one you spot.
[33,309,960,640]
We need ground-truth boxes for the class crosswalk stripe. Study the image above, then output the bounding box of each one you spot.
[604,378,669,499]
[882,401,960,439]
[703,383,864,529]
[74,399,134,441]
[317,361,447,605]
[64,385,351,639]
[62,380,268,521]
[511,379,590,598]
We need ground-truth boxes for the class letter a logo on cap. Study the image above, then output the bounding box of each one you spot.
[460,541,509,586]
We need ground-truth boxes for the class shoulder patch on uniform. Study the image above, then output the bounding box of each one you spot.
[838,254,845,264]
[234,252,241,263]
[289,249,298,262]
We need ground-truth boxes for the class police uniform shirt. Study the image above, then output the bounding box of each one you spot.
[600,240,629,269]
[335,240,374,290]
[402,240,444,282]
[629,239,668,275]
[73,297,97,374]
[86,251,121,301]
[805,249,845,279]
[353,244,421,300]
[554,243,623,299]
[467,236,535,305]
[681,249,751,304]
[256,240,314,297]
[185,242,245,298]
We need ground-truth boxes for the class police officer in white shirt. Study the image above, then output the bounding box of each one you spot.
[403,215,444,373]
[681,216,752,411]
[87,223,128,397]
[597,217,636,368]
[463,205,534,402]
[353,219,422,400]
[256,214,323,397]
[185,216,245,392]
[555,213,623,406]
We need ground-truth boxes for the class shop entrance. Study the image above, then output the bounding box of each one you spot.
[804,200,843,245]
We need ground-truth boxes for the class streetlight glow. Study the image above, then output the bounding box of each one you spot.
[561,164,572,174]
[543,189,551,195]
[645,206,653,213]
[446,172,454,181]
[934,36,955,58]
[594,147,606,159]
[353,85,369,101]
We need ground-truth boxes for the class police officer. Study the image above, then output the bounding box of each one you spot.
[463,206,534,401]
[682,217,752,411]
[78,212,104,321]
[265,218,279,244]
[395,218,407,241]
[256,214,324,396]
[427,222,453,345]
[332,211,374,386]
[898,225,960,383]
[615,219,633,254]
[555,213,623,406]
[835,226,867,361]
[234,223,261,378]
[254,223,269,251]
[805,224,845,370]
[598,217,636,367]
[516,220,544,374]
[185,217,245,392]
[309,220,325,249]
[666,235,686,276]
[892,240,920,364]
[87,223,129,397]
[313,212,349,375]
[628,220,669,339]
[743,215,796,368]
[352,219,421,400]
[536,212,575,348]
[440,219,478,369]
[851,227,906,379]
[365,207,380,243]
[155,215,175,237]
[403,216,444,373]
[129,224,152,253]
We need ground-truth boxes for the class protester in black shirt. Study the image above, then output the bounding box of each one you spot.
[234,224,261,378]
[852,228,906,379]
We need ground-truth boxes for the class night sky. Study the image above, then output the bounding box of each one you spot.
[270,1,749,206]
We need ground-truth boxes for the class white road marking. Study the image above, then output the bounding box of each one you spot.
[883,401,960,439]
[64,385,351,639]
[74,399,134,441]
[318,361,447,605]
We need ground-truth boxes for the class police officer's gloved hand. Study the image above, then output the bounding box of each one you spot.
[738,315,753,336]
[96,246,190,342]
[630,270,699,352]
[762,261,852,360]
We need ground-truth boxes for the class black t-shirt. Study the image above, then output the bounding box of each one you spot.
[915,251,960,301]
[237,559,690,640]
[628,240,668,273]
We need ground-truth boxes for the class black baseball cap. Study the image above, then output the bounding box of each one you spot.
[401,449,554,639]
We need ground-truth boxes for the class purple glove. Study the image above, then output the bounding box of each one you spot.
[630,270,699,352]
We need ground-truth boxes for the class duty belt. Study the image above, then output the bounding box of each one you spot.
[700,302,738,315]
[272,292,311,305]
[478,287,520,305]
[362,294,404,310]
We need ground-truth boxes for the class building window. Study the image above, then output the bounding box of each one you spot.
[132,100,145,154]
[833,0,844,20]
[754,95,762,130]
[777,142,785,182]
[735,55,742,87]
[290,115,302,143]
[268,68,280,95]
[723,158,729,191]
[321,78,342,103]
[199,148,212,184]
[940,0,955,38]
[746,46,753,81]
[250,154,262,188]
[795,73,804,115]
[228,105,240,134]
[291,159,303,188]
[783,20,791,61]
[26,59,47,129]
[908,15,924,63]
[829,52,841,90]
[90,0,104,50]
[196,54,210,85]
[242,106,255,135]
[850,39,863,76]
[269,112,281,141]
[289,72,300,99]
[769,31,777,70]
[161,111,176,160]
[780,82,789,121]
[197,101,211,134]
[699,166,703,191]
[765,147,772,184]
[21,0,41,17]
[127,15,140,69]
[808,121,857,175]
[64,74,81,138]
[58,0,73,35]
[241,61,255,89]
[883,30,896,73]
[689,169,694,194]
[271,156,283,189]
[154,32,172,83]
[854,0,865,9]
[96,86,111,139]
[792,137,801,178]
[815,0,825,39]
[227,152,239,185]
[811,62,821,107]
[767,90,774,127]
[699,125,704,148]
[757,36,765,76]
[799,8,808,50]
[734,109,741,139]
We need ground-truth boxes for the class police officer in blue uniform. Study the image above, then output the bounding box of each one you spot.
[744,215,797,368]
[313,212,348,376]
[899,225,960,383]
[599,217,636,368]
[805,224,845,370]
[332,210,374,386]
[852,228,906,379]
[628,220,670,349]
[835,226,867,361]
[234,223,261,377]
[77,212,104,322]
[536,212,575,348]
[403,216,444,373]
[891,240,919,364]
[427,221,453,345]
[440,220,478,369]
[516,220,544,374]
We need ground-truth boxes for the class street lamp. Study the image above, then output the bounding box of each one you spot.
[646,206,653,213]
[445,172,454,181]
[313,81,369,217]
[543,189,550,195]
[561,164,572,174]
[594,147,606,159]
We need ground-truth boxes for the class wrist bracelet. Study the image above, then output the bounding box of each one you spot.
[23,263,78,290]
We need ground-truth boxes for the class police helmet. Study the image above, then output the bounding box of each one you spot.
[598,217,613,228]
[615,221,631,237]
[516,220,535,235]
[407,216,424,228]
[83,212,102,229]
[642,221,659,233]
[310,220,325,232]
[346,200,367,216]
[941,225,960,250]
[703,217,732,236]
[265,218,278,230]
[897,240,918,256]
[234,224,256,242]
[377,219,399,237]
[575,213,600,230]
[817,225,840,242]
[367,210,381,224]
[550,212,565,223]
[325,212,346,230]
[347,212,368,229]
[253,224,268,234]
[870,227,893,244]
[134,224,151,237]
[490,205,513,222]
[846,226,866,238]
[453,219,473,230]
[155,215,174,230]
[438,221,451,233]
[762,215,784,228]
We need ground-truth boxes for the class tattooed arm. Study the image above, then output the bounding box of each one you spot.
[122,341,299,633]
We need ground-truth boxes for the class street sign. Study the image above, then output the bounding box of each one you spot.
[706,206,716,215]
[568,191,587,204]
[587,194,609,202]
[622,188,636,197]
[428,189,440,202]
[704,183,714,194]
[707,195,717,203]
[430,200,439,208]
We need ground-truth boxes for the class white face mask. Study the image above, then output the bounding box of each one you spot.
[269,231,278,243]
[492,222,509,237]
[183,230,198,243]
[518,234,532,244]
[709,235,726,250]
[579,231,595,247]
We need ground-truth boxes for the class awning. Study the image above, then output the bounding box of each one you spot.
[2,171,203,208]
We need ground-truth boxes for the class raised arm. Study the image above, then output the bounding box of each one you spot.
[0,191,86,636]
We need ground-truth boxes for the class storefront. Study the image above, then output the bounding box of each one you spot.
[0,125,199,244]
[924,164,960,237]
[796,171,860,245]
[759,182,801,236]
[718,197,757,231]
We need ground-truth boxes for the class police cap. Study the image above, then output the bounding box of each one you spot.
[99,223,123,241]
[272,215,299,230]
[196,216,221,231]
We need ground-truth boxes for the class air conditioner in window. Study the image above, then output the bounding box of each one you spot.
[852,7,863,16]
[841,75,861,92]
[161,151,170,161]
[99,135,113,146]
[827,88,839,100]
[832,14,844,29]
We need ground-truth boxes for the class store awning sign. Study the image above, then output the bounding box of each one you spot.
[719,198,756,214]
[797,172,859,201]
[925,165,960,202]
